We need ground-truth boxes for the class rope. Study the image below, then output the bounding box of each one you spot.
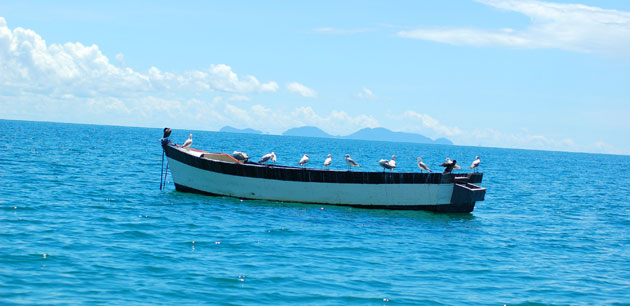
[160,151,165,190]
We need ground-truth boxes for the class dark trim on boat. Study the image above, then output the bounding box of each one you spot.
[174,183,477,213]
[163,142,483,185]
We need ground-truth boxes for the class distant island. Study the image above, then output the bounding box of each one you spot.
[283,126,453,145]
[219,125,452,145]
[282,126,333,138]
[219,126,262,134]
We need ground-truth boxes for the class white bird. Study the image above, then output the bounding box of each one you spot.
[232,151,249,163]
[469,156,481,172]
[259,152,276,164]
[182,134,192,148]
[389,155,397,168]
[323,154,332,168]
[379,155,397,171]
[298,154,309,166]
[345,154,360,169]
[417,157,431,173]
[378,159,390,171]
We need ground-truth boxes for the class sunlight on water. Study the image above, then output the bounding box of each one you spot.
[0,119,629,305]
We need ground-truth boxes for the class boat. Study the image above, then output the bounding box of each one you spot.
[160,137,486,213]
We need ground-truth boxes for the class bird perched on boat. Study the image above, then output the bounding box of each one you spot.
[323,154,332,168]
[182,134,192,148]
[417,157,431,173]
[159,127,172,140]
[345,154,360,170]
[298,154,309,167]
[379,155,397,171]
[441,159,457,174]
[389,155,397,169]
[259,152,276,164]
[469,156,481,172]
[442,157,461,171]
[232,151,249,163]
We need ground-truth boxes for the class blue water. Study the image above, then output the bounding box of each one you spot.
[1,119,629,305]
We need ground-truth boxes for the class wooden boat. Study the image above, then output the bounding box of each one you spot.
[161,140,486,213]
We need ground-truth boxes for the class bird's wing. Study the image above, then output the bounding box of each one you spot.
[419,161,430,170]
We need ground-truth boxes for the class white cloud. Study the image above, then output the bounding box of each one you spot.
[454,127,627,154]
[593,140,620,155]
[286,82,317,98]
[0,17,278,97]
[198,103,379,135]
[397,0,630,55]
[228,95,251,102]
[357,87,377,100]
[291,106,379,134]
[403,111,463,137]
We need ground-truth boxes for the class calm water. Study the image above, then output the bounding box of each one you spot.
[1,119,629,305]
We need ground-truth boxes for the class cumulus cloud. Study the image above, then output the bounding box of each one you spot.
[291,106,379,133]
[228,95,251,102]
[0,17,278,97]
[357,87,377,100]
[403,110,463,136]
[458,126,619,153]
[194,103,378,135]
[286,82,317,98]
[397,0,630,55]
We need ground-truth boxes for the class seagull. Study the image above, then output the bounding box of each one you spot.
[345,154,360,170]
[182,134,192,148]
[469,156,481,172]
[323,154,332,168]
[298,154,309,167]
[259,152,276,164]
[441,159,457,174]
[389,155,397,169]
[379,155,397,171]
[232,151,249,163]
[417,157,431,173]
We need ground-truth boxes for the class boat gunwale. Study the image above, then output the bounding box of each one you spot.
[163,141,483,185]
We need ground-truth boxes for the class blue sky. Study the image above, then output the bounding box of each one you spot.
[1,0,629,154]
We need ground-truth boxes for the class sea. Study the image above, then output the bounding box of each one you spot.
[1,119,629,306]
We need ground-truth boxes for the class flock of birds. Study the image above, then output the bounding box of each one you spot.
[181,133,481,174]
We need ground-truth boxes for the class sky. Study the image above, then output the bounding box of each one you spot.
[1,0,629,154]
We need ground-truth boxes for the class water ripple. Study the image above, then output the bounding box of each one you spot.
[1,120,629,305]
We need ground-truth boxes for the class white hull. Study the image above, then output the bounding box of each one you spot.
[167,158,454,206]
